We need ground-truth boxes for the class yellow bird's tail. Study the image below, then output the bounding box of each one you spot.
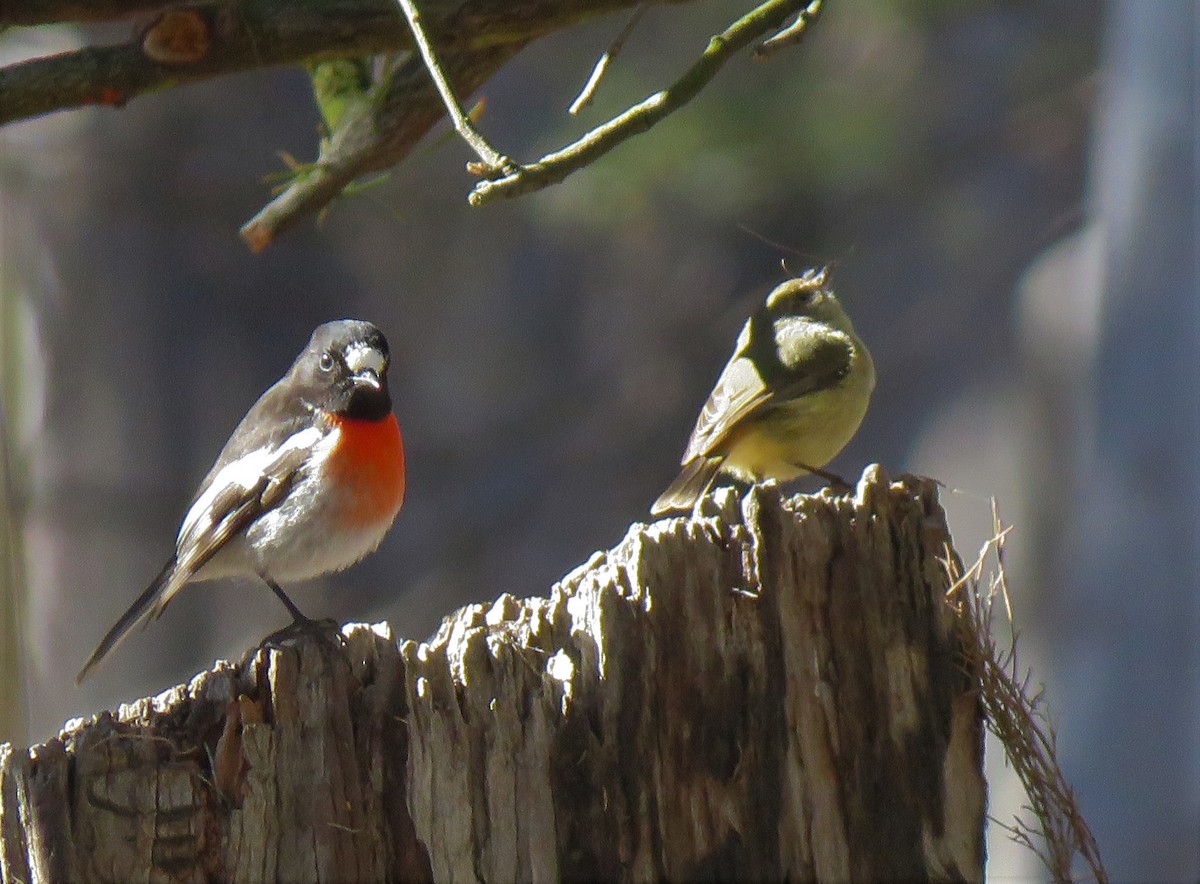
[650,456,724,516]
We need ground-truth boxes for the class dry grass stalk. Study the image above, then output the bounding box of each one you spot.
[944,504,1108,884]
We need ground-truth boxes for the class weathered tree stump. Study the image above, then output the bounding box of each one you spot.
[0,466,985,882]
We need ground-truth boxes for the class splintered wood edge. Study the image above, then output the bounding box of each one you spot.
[25,465,943,745]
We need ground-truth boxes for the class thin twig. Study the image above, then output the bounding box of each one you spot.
[754,0,822,59]
[568,2,649,115]
[394,0,515,175]
[469,0,814,206]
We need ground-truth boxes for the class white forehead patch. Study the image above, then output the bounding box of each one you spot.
[343,342,386,376]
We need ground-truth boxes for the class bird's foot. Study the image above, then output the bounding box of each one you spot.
[820,470,854,492]
[793,462,853,491]
[258,615,348,652]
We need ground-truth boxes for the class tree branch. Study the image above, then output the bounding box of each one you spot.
[568,2,650,116]
[243,0,823,246]
[239,43,523,252]
[754,0,823,58]
[0,0,660,127]
[0,2,406,126]
[0,0,167,26]
[394,0,514,174]
[1,0,821,248]
[468,0,821,205]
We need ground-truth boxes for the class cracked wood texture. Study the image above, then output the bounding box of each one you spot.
[0,466,985,882]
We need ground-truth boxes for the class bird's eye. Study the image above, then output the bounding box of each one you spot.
[318,352,335,372]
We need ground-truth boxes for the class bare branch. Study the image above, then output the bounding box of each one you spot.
[1,0,818,247]
[469,0,815,206]
[568,2,650,115]
[0,0,665,127]
[0,1,412,126]
[394,0,514,175]
[1,0,166,26]
[754,0,823,59]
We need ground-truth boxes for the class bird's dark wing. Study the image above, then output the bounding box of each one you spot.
[193,375,316,492]
[75,429,317,683]
[174,428,318,580]
[175,372,323,585]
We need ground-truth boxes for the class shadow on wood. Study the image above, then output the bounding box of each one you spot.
[0,465,985,882]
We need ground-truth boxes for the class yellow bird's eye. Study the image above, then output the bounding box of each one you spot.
[792,288,819,310]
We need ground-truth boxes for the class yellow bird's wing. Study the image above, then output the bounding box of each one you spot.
[682,354,772,463]
[681,326,854,463]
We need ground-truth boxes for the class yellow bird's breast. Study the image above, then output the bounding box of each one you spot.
[721,349,874,483]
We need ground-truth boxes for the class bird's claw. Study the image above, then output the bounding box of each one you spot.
[258,616,347,652]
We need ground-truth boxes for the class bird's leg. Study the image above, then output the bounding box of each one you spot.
[263,574,312,623]
[257,573,346,649]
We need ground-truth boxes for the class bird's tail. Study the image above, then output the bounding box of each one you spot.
[650,456,724,516]
[76,556,181,683]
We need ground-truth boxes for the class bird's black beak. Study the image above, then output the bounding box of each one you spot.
[342,366,391,420]
[351,368,383,392]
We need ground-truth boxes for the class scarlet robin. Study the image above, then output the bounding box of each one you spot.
[77,319,405,682]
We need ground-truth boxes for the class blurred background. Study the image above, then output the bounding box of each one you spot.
[1,0,1195,879]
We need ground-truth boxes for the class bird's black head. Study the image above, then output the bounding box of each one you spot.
[293,319,392,420]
